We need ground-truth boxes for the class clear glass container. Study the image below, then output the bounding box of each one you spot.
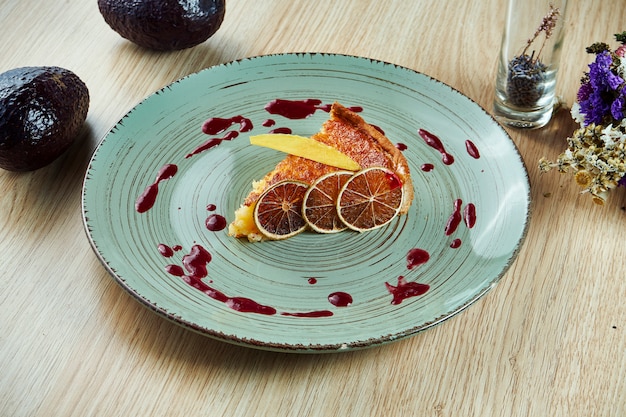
[493,0,568,129]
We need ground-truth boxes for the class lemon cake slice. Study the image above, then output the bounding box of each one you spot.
[228,102,413,241]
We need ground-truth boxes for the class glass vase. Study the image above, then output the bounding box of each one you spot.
[493,0,568,129]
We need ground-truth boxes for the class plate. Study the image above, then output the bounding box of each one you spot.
[82,53,530,352]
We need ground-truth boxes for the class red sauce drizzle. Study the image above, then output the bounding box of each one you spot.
[202,115,253,135]
[385,276,430,305]
[418,129,454,165]
[450,238,462,249]
[270,127,292,134]
[182,244,212,277]
[307,277,318,285]
[445,199,463,236]
[206,204,216,211]
[264,99,362,120]
[186,130,239,158]
[206,214,227,231]
[421,163,434,172]
[463,203,476,228]
[396,142,407,151]
[262,119,275,127]
[465,140,480,159]
[166,244,277,315]
[135,163,178,213]
[281,310,334,318]
[265,99,328,119]
[328,292,353,307]
[406,248,430,270]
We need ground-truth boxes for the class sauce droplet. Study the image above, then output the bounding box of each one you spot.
[445,199,463,236]
[465,140,480,159]
[420,163,434,172]
[135,163,178,213]
[205,214,227,231]
[406,248,430,269]
[418,129,454,165]
[450,238,462,248]
[328,292,353,307]
[463,203,477,228]
[158,244,174,258]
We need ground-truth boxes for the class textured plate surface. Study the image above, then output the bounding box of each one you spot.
[82,53,530,352]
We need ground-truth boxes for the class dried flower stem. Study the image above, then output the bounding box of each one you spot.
[521,3,561,63]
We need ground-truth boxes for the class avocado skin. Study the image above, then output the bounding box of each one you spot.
[98,0,226,51]
[0,66,89,171]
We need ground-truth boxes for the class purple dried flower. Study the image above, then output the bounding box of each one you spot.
[578,51,626,125]
[577,82,592,102]
[611,92,625,120]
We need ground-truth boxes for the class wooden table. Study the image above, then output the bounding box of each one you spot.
[1,1,624,416]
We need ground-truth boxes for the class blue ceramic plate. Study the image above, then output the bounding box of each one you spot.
[82,53,530,352]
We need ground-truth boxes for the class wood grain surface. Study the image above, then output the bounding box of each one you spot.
[1,1,624,416]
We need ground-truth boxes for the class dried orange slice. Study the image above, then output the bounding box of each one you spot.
[253,180,309,240]
[337,167,404,232]
[302,171,353,233]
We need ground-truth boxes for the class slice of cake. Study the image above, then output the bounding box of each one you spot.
[228,102,413,241]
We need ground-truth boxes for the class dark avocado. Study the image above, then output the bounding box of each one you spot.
[0,66,89,172]
[98,0,226,51]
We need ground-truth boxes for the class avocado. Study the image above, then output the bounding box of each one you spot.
[0,66,89,171]
[98,0,226,51]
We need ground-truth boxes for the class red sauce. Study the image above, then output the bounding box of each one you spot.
[386,172,403,190]
[406,248,430,269]
[450,238,462,248]
[385,276,430,305]
[465,140,480,159]
[328,292,353,307]
[396,142,407,151]
[206,204,216,211]
[182,244,212,277]
[307,277,318,285]
[281,310,334,318]
[269,127,292,134]
[205,214,227,231]
[135,163,178,213]
[463,203,476,228]
[372,124,385,135]
[262,119,276,127]
[165,264,185,276]
[166,244,277,315]
[265,98,328,119]
[421,163,434,172]
[202,115,253,135]
[418,129,454,165]
[158,244,175,258]
[445,199,463,236]
[264,99,362,120]
[186,130,239,158]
